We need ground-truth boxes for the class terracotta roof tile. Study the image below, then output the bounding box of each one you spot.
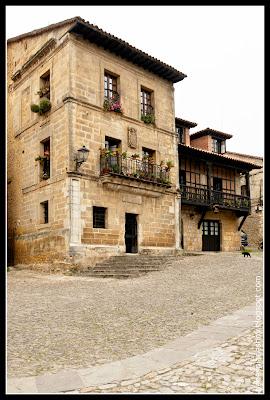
[175,117,197,128]
[179,144,261,170]
[190,128,233,140]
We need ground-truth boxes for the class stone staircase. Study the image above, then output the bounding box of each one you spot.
[80,254,183,279]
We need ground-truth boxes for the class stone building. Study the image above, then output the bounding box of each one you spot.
[7,16,262,267]
[7,17,187,266]
[175,125,261,252]
[224,152,263,247]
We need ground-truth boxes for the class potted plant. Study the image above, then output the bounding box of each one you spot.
[165,160,174,171]
[131,153,140,159]
[35,155,47,162]
[141,113,155,124]
[121,151,127,159]
[36,86,50,98]
[103,93,123,114]
[30,99,51,115]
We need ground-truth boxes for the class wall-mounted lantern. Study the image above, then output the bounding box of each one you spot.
[213,205,219,213]
[75,145,89,170]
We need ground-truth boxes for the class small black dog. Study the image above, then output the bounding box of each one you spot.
[242,250,251,257]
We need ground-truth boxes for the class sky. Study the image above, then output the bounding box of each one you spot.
[6,5,264,157]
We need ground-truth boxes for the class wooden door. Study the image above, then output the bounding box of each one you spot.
[202,220,220,251]
[125,213,138,253]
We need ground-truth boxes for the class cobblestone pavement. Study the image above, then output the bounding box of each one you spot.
[76,327,263,394]
[7,252,263,378]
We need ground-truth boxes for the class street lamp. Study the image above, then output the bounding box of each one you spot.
[75,145,89,170]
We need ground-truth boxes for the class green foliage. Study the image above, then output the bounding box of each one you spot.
[39,99,51,114]
[166,160,174,169]
[30,99,51,115]
[30,104,40,113]
[141,113,155,124]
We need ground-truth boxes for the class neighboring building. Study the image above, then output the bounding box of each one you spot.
[224,152,263,248]
[7,17,187,266]
[177,126,261,252]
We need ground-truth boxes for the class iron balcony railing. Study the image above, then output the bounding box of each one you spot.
[180,185,250,210]
[100,154,171,186]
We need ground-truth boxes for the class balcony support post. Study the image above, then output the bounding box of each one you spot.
[245,172,251,213]
[238,213,248,231]
[198,207,207,229]
[206,161,212,202]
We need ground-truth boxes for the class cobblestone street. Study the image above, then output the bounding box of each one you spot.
[7,252,263,394]
[76,327,263,394]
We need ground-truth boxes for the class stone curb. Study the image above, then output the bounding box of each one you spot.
[7,302,258,394]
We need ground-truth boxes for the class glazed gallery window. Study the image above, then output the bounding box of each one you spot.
[93,206,107,229]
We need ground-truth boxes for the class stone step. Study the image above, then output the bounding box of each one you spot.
[82,255,182,279]
[91,268,161,274]
[84,272,147,278]
[93,262,172,268]
[108,255,179,260]
[94,261,173,267]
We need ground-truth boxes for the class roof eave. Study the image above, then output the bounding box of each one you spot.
[68,20,187,83]
[178,144,261,170]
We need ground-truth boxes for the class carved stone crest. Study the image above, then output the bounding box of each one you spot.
[128,127,137,149]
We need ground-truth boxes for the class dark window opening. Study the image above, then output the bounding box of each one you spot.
[93,207,106,229]
[241,184,247,196]
[40,201,49,224]
[104,72,118,99]
[40,138,50,180]
[213,177,222,192]
[141,88,153,116]
[212,137,226,154]
[40,71,50,100]
[142,147,155,162]
[179,170,186,186]
[105,136,121,152]
[176,126,185,144]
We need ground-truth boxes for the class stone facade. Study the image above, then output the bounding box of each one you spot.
[225,152,263,247]
[181,207,240,252]
[7,19,181,267]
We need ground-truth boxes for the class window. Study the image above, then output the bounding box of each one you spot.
[212,166,235,193]
[176,126,185,144]
[142,147,155,162]
[40,138,50,180]
[39,71,50,100]
[93,207,106,228]
[212,138,226,154]
[104,72,117,99]
[180,157,206,188]
[105,136,121,152]
[141,88,153,116]
[40,201,49,224]
[241,185,247,196]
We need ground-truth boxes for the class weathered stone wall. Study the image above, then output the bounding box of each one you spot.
[226,152,263,247]
[181,206,240,252]
[8,25,179,266]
